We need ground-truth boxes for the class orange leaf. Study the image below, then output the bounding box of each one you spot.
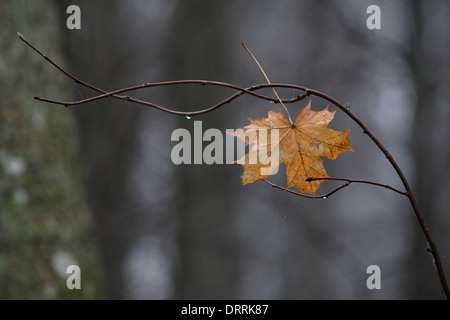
[229,101,353,196]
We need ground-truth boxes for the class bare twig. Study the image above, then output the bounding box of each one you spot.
[303,89,449,300]
[19,33,449,299]
[242,42,294,125]
[263,179,350,199]
[265,177,408,199]
[35,81,308,106]
[19,30,307,114]
[306,177,409,196]
[34,81,309,115]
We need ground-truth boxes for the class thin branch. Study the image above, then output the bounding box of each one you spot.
[35,81,309,115]
[19,29,308,115]
[302,89,449,300]
[265,176,408,199]
[19,33,449,299]
[263,179,350,199]
[242,42,294,125]
[18,32,110,98]
[306,177,409,196]
[35,81,307,106]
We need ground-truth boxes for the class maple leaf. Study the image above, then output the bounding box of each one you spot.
[230,101,353,196]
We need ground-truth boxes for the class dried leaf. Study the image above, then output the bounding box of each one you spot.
[230,101,353,196]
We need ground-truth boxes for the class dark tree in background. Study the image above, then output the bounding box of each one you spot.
[0,1,103,299]
[166,1,241,299]
[53,0,182,299]
[402,0,450,299]
[2,0,449,299]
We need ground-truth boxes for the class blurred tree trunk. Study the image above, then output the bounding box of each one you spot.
[53,0,181,298]
[1,1,103,299]
[165,1,240,299]
[403,0,450,299]
[56,1,140,299]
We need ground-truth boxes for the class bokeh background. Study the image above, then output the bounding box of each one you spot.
[1,0,449,299]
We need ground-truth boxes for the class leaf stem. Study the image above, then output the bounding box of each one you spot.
[241,42,294,125]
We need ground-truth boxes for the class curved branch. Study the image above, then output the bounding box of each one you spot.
[306,177,408,196]
[35,82,309,116]
[301,90,449,299]
[35,81,308,108]
[19,30,308,114]
[263,179,350,199]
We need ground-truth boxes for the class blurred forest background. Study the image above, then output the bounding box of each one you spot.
[1,0,449,299]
